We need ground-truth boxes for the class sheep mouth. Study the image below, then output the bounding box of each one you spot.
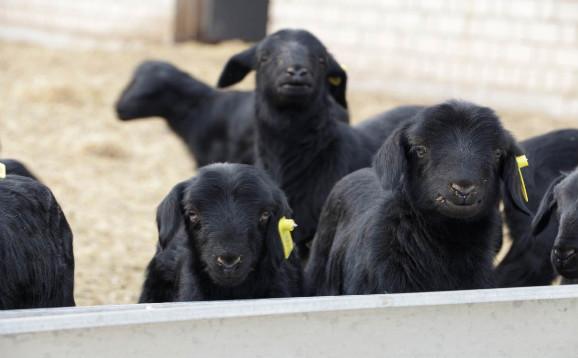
[207,267,251,287]
[436,195,479,209]
[552,251,578,278]
[278,81,313,94]
[553,264,578,279]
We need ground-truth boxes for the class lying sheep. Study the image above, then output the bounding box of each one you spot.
[495,129,578,287]
[217,29,421,256]
[0,159,38,180]
[139,163,303,302]
[305,100,530,295]
[532,167,578,284]
[0,175,75,309]
[116,61,256,166]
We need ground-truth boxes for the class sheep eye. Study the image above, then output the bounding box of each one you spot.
[319,57,326,65]
[493,149,503,161]
[259,212,271,224]
[413,145,427,158]
[186,210,200,224]
[259,54,270,63]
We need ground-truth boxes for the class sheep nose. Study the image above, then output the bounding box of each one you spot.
[553,247,577,260]
[451,182,477,197]
[286,66,308,77]
[217,254,243,270]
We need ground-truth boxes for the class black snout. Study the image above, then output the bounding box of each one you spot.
[217,253,243,271]
[553,246,577,261]
[286,66,308,78]
[451,182,477,198]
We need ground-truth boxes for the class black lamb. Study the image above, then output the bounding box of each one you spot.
[139,163,303,302]
[0,175,75,309]
[217,29,422,256]
[495,129,578,287]
[116,60,255,166]
[532,167,578,285]
[305,100,530,295]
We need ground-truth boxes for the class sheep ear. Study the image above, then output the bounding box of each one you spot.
[217,45,257,88]
[501,140,531,216]
[326,53,348,109]
[265,194,294,268]
[156,182,187,249]
[532,175,563,236]
[373,124,408,191]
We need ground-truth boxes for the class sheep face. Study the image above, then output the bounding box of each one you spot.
[115,61,183,120]
[374,100,530,220]
[533,169,578,279]
[156,164,292,288]
[217,29,347,109]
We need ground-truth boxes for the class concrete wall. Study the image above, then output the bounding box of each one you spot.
[269,0,578,118]
[2,286,578,357]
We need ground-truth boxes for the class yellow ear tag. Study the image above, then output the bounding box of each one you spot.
[328,76,342,86]
[278,217,297,259]
[328,63,347,87]
[516,155,529,202]
[0,163,5,179]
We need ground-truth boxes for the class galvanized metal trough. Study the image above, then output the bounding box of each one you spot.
[1,285,577,357]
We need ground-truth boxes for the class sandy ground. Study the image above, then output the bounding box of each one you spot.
[0,40,574,306]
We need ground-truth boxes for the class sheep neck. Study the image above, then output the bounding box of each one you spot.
[391,190,498,252]
[163,88,217,145]
[254,94,339,180]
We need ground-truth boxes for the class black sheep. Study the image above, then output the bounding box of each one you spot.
[532,167,578,285]
[495,129,578,287]
[0,175,75,309]
[116,61,255,166]
[0,159,38,180]
[217,29,422,255]
[305,100,530,295]
[139,163,303,302]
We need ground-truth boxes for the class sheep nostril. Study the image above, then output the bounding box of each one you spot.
[217,255,243,270]
[286,67,308,77]
[554,247,577,260]
[451,183,476,197]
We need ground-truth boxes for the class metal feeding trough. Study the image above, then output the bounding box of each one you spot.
[1,285,577,357]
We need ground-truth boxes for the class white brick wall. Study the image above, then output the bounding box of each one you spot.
[0,0,176,46]
[269,0,578,118]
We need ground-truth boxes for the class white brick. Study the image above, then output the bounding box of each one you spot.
[488,0,507,16]
[560,24,578,44]
[427,15,466,34]
[544,71,562,93]
[503,0,538,19]
[525,22,561,43]
[555,48,578,68]
[503,43,534,63]
[390,11,422,29]
[536,1,556,20]
[558,1,578,21]
[375,31,399,50]
[414,0,446,12]
[483,18,516,39]
[558,71,578,94]
[358,9,381,28]
[444,39,469,57]
[523,69,542,91]
[471,0,492,15]
[419,59,438,79]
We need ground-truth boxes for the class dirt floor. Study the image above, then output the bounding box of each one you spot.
[0,39,575,306]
